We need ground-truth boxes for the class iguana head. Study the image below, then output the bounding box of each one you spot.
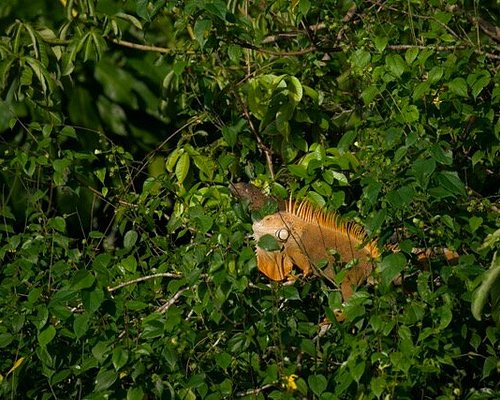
[252,213,295,243]
[252,213,298,281]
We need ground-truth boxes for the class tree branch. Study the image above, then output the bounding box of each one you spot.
[157,287,189,313]
[108,37,194,54]
[235,384,275,397]
[235,93,275,179]
[108,272,182,293]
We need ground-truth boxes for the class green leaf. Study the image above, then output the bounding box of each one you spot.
[436,171,466,197]
[472,252,500,321]
[175,152,190,184]
[95,61,138,106]
[482,356,497,380]
[428,66,444,84]
[380,253,406,285]
[124,230,138,249]
[413,81,430,100]
[60,126,77,138]
[330,191,345,209]
[38,325,56,347]
[298,0,311,15]
[257,234,281,252]
[282,285,300,300]
[405,47,419,64]
[193,19,212,49]
[215,352,232,369]
[403,302,425,324]
[361,85,379,105]
[471,150,484,167]
[221,126,238,147]
[401,104,419,123]
[49,216,66,233]
[136,0,150,20]
[82,288,105,313]
[89,231,106,239]
[93,253,112,269]
[95,167,106,185]
[308,374,327,396]
[417,272,432,301]
[0,333,14,348]
[276,104,292,135]
[204,1,227,20]
[430,144,453,165]
[95,369,118,392]
[365,209,386,235]
[386,185,415,209]
[287,76,303,103]
[73,313,91,339]
[469,216,483,233]
[312,180,332,196]
[351,49,371,69]
[437,303,453,331]
[329,171,348,185]
[288,164,310,179]
[71,270,95,290]
[371,376,386,398]
[385,54,405,78]
[307,191,325,207]
[373,36,388,52]
[349,360,365,383]
[227,44,242,64]
[195,215,214,233]
[122,255,137,273]
[112,347,129,370]
[127,387,145,400]
[470,72,490,99]
[447,77,468,97]
[411,158,435,187]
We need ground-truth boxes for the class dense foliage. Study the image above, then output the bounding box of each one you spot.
[1,0,499,398]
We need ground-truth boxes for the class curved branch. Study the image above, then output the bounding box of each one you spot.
[108,272,182,292]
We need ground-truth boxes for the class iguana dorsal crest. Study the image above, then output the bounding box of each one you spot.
[284,199,380,260]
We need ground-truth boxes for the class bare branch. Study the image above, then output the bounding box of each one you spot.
[108,273,182,293]
[157,287,189,313]
[108,38,194,54]
[235,384,275,397]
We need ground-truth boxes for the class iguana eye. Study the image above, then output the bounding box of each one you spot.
[276,228,289,241]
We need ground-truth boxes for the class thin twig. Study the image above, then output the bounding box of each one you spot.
[238,41,317,56]
[235,384,275,397]
[108,37,195,54]
[261,23,326,44]
[108,272,182,292]
[473,17,500,43]
[39,32,499,61]
[235,93,275,179]
[157,287,189,313]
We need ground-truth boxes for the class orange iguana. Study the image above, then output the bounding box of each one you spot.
[232,182,459,302]
[252,199,379,301]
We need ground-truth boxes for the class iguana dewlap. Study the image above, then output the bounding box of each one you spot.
[252,200,380,301]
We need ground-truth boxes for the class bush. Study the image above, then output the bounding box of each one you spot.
[0,0,499,398]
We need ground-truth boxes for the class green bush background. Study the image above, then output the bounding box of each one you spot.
[0,0,499,398]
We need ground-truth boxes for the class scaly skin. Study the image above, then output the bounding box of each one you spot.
[252,200,379,302]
